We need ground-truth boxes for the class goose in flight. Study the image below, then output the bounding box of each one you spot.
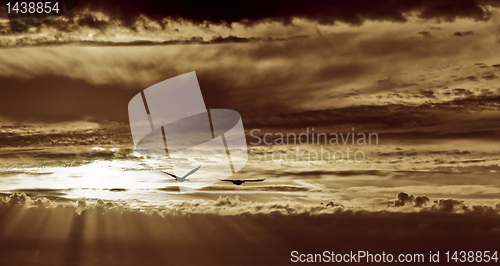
[161,165,201,182]
[218,179,265,186]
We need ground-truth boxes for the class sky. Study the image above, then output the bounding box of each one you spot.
[1,0,500,265]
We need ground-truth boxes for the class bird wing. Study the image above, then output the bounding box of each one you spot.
[218,179,236,182]
[246,179,265,182]
[161,171,178,179]
[182,165,202,178]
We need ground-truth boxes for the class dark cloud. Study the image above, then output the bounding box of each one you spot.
[201,185,310,192]
[0,145,139,169]
[11,0,495,33]
[419,89,435,98]
[157,186,181,192]
[453,31,475,37]
[243,93,500,131]
[0,34,308,48]
[8,189,69,199]
[464,76,478,82]
[453,88,474,96]
[452,88,473,96]
[414,196,431,207]
[107,0,493,25]
[482,72,498,80]
[454,75,479,82]
[392,192,430,207]
[0,127,132,147]
[390,192,500,212]
[470,204,500,214]
[418,31,433,38]
[107,188,128,192]
[432,199,467,212]
[325,201,343,207]
[75,14,108,29]
[394,192,415,206]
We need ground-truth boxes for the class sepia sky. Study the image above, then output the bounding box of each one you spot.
[1,1,500,265]
[1,0,500,202]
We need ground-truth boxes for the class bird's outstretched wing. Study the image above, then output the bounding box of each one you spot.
[161,171,178,179]
[183,165,201,178]
[246,179,265,182]
[218,179,236,182]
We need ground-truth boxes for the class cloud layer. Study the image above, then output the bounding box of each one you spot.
[1,192,499,265]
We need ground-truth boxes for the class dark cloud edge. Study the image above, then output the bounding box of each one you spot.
[243,95,500,130]
[0,35,308,49]
[60,0,499,28]
[0,0,497,34]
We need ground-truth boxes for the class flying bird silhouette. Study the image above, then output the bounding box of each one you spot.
[161,165,201,182]
[218,179,265,186]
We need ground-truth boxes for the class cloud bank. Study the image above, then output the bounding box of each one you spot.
[1,192,499,265]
